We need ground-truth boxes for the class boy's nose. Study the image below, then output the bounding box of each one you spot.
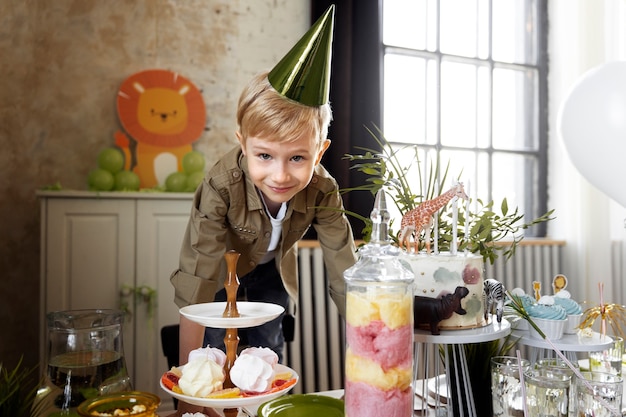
[272,163,290,183]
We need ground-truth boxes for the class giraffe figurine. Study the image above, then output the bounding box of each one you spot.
[399,182,468,253]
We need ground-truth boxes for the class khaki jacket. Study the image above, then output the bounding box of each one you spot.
[170,146,357,317]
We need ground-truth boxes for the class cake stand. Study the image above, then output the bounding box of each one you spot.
[512,328,613,364]
[162,251,298,417]
[414,317,512,417]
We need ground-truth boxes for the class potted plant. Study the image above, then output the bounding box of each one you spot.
[0,357,46,417]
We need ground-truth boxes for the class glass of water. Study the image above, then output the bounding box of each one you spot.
[572,371,623,417]
[524,367,572,417]
[491,356,531,417]
[589,336,623,376]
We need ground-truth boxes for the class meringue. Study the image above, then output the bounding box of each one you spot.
[238,347,278,367]
[188,345,227,367]
[178,358,225,397]
[230,354,274,393]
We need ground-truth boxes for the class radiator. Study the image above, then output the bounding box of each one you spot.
[285,239,565,393]
[284,243,345,394]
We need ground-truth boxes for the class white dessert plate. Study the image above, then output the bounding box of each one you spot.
[160,363,298,408]
[427,374,448,403]
[180,302,284,328]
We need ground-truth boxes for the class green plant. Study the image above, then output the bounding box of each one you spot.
[0,357,45,417]
[342,125,554,263]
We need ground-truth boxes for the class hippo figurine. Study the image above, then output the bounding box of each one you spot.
[414,286,470,335]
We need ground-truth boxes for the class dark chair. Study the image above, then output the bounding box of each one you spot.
[160,324,180,409]
[161,324,180,369]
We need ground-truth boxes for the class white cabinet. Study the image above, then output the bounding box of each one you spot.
[38,191,192,404]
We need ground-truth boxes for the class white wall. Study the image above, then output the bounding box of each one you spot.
[549,0,626,308]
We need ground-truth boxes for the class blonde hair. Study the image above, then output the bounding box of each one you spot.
[236,72,332,144]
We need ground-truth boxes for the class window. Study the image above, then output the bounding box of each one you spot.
[381,0,548,235]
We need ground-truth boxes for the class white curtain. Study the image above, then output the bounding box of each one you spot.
[548,0,626,310]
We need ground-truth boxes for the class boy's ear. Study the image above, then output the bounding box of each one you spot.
[236,131,246,154]
[315,139,331,165]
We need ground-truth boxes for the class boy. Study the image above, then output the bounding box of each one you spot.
[169,6,356,413]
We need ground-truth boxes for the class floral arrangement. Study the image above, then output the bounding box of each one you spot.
[341,126,554,263]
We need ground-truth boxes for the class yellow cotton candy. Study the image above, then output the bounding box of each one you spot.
[345,348,412,391]
[346,291,412,329]
[378,294,413,329]
[346,292,379,326]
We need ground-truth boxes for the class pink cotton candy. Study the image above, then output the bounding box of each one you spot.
[345,321,413,370]
[344,380,413,417]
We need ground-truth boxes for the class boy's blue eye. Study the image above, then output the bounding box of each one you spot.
[291,155,303,162]
[259,153,271,160]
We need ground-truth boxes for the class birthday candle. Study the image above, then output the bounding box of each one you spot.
[465,180,470,248]
[451,196,458,255]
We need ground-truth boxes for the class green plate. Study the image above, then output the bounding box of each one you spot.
[258,394,344,417]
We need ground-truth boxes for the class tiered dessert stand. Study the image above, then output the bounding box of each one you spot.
[512,327,613,364]
[160,251,299,417]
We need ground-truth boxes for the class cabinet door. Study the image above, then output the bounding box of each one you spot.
[43,198,137,376]
[133,199,191,396]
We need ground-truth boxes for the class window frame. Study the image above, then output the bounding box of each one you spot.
[379,0,549,237]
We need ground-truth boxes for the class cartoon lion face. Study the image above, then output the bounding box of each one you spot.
[117,69,206,147]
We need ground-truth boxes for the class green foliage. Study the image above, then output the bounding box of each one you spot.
[0,357,45,417]
[341,126,555,263]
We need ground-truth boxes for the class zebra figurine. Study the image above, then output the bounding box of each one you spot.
[484,278,505,323]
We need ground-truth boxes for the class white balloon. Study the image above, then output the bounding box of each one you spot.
[558,61,626,208]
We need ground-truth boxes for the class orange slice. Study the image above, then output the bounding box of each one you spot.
[273,371,293,381]
[207,388,241,399]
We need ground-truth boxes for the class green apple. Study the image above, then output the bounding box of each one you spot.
[165,172,188,192]
[185,171,204,192]
[114,170,140,191]
[182,150,205,174]
[88,168,115,191]
[98,147,125,174]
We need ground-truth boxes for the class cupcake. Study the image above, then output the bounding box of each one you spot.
[526,295,567,340]
[553,290,582,334]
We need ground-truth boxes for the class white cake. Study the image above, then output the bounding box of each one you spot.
[401,252,488,330]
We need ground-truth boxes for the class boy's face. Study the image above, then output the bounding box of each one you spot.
[238,132,330,208]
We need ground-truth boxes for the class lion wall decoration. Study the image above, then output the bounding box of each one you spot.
[115,69,206,188]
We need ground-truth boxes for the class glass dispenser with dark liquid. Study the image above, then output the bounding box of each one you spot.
[40,309,132,415]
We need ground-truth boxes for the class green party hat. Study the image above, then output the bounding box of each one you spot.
[268,5,335,106]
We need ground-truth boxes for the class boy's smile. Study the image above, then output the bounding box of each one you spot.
[239,133,330,215]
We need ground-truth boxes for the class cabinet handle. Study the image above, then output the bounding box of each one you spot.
[118,284,157,320]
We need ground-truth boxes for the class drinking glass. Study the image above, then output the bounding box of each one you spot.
[524,367,572,417]
[491,356,531,417]
[589,336,623,376]
[571,371,623,417]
